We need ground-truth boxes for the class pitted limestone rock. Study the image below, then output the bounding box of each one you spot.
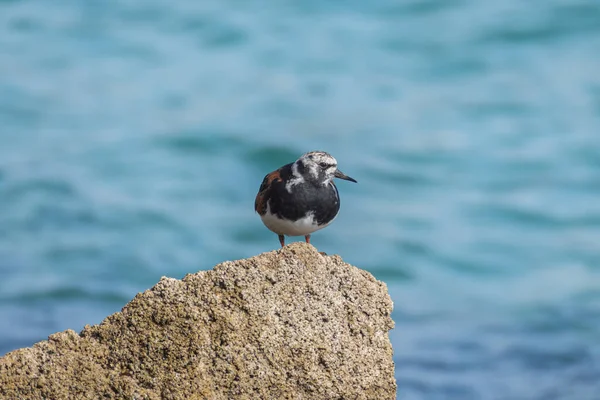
[0,243,396,399]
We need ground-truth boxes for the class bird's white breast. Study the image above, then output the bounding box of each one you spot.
[260,203,334,236]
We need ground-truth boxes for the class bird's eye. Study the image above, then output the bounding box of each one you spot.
[319,162,329,168]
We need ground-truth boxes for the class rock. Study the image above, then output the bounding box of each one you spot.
[0,243,396,399]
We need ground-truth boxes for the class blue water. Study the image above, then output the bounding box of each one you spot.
[1,0,600,398]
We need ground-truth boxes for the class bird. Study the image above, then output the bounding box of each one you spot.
[255,150,357,247]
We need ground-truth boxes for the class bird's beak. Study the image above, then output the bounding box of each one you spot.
[334,169,357,183]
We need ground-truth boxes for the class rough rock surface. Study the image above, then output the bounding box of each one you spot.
[0,243,396,399]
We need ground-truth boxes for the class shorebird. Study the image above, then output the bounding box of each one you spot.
[255,151,356,247]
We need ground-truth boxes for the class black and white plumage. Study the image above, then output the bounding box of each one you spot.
[255,151,357,247]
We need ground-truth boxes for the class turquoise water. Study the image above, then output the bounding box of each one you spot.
[1,0,600,398]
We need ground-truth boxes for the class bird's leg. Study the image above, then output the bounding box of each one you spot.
[278,235,285,247]
[305,235,311,244]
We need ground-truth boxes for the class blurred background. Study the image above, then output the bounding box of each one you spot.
[1,0,599,398]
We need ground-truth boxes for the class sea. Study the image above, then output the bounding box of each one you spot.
[1,0,599,399]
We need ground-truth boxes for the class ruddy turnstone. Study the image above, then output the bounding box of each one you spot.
[255,151,357,247]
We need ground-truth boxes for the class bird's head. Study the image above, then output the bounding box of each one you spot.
[293,151,357,185]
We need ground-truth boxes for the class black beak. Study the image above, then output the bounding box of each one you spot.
[334,169,357,183]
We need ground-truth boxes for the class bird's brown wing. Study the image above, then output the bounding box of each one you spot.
[254,169,282,215]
